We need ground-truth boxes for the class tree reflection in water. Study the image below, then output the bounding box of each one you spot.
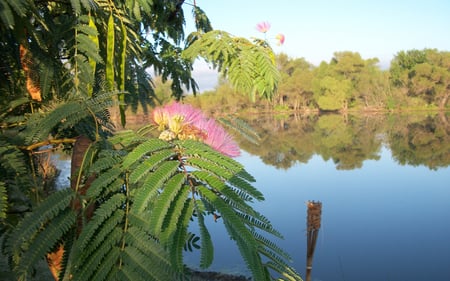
[233,112,450,170]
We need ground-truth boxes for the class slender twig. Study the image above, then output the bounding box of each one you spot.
[20,138,77,151]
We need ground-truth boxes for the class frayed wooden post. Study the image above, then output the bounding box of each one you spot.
[306,201,322,281]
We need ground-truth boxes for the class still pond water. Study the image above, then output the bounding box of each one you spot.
[184,113,450,281]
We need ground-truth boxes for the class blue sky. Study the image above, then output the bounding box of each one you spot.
[183,0,450,90]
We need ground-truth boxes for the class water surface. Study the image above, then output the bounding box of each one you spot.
[185,113,450,281]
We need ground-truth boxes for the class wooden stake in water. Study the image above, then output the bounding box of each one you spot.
[306,201,322,281]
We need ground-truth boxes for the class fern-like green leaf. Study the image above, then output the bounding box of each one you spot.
[196,186,266,277]
[180,139,246,174]
[16,209,76,278]
[228,175,264,201]
[148,173,186,235]
[185,157,234,180]
[223,218,269,281]
[167,197,194,271]
[7,188,75,254]
[236,211,282,239]
[254,233,292,264]
[159,184,191,243]
[109,129,140,146]
[69,0,81,14]
[39,61,54,99]
[1,0,28,27]
[76,33,103,63]
[116,264,147,281]
[183,30,280,100]
[71,229,122,281]
[125,226,171,267]
[122,138,174,169]
[0,1,14,29]
[195,205,214,269]
[265,261,303,281]
[224,219,271,281]
[128,148,177,184]
[80,210,124,260]
[25,94,115,144]
[132,160,180,213]
[121,245,178,281]
[89,150,123,174]
[89,247,121,281]
[86,166,123,198]
[191,171,254,215]
[76,193,126,252]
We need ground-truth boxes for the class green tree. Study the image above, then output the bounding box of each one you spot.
[390,48,450,109]
[277,54,315,110]
[314,76,352,111]
[410,51,450,109]
[310,51,389,111]
[355,64,391,109]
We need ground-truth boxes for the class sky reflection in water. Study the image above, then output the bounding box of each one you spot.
[186,146,450,281]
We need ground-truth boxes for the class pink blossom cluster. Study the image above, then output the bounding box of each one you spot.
[256,21,271,33]
[152,102,240,157]
[255,21,285,46]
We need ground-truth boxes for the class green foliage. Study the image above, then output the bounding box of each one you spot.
[0,0,28,29]
[390,49,450,109]
[3,119,302,280]
[0,138,34,223]
[183,30,280,101]
[23,92,115,144]
[0,1,302,280]
[314,76,352,111]
[6,188,76,279]
[0,182,7,220]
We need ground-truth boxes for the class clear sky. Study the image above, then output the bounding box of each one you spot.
[183,0,450,90]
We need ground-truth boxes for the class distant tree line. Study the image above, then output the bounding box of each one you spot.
[186,48,450,113]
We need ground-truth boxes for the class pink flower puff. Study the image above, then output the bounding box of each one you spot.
[152,102,240,157]
[256,21,271,33]
[275,33,285,46]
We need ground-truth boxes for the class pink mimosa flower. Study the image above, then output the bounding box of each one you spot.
[275,33,285,45]
[198,119,241,158]
[256,21,271,33]
[151,102,240,157]
[162,102,204,126]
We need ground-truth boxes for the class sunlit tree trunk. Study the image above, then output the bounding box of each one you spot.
[439,92,449,110]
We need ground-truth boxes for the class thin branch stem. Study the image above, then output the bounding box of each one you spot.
[20,138,77,151]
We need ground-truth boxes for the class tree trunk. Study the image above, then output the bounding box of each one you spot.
[47,135,96,280]
[439,92,449,110]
